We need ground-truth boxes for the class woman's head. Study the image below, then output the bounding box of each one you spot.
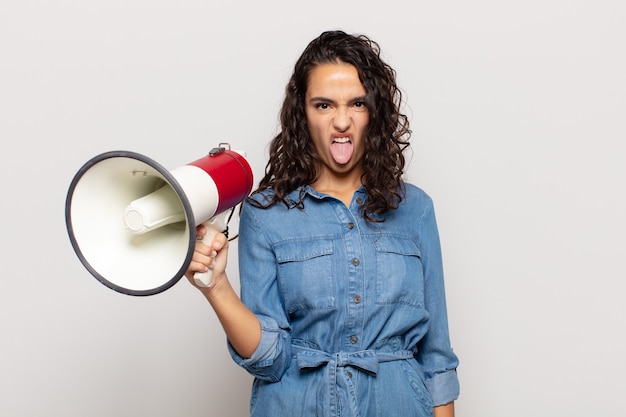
[255,30,411,221]
[288,30,405,144]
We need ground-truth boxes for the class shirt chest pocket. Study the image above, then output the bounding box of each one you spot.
[373,236,425,308]
[274,239,336,313]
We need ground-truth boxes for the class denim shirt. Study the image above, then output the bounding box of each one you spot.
[231,183,459,417]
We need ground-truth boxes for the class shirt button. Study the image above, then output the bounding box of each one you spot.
[355,197,363,204]
[347,222,354,230]
[353,295,361,304]
[352,258,360,266]
[346,371,353,378]
[350,335,358,344]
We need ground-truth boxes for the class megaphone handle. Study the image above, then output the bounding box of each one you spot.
[193,212,229,288]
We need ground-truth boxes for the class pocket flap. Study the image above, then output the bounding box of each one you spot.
[275,239,334,263]
[373,236,421,257]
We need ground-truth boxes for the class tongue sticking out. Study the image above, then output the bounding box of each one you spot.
[330,139,353,164]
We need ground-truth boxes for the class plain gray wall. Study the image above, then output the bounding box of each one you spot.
[1,1,625,416]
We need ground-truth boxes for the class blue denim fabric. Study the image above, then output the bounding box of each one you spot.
[231,183,459,417]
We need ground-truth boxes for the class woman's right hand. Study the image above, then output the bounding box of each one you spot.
[185,224,230,292]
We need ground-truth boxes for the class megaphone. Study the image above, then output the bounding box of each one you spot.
[65,144,253,296]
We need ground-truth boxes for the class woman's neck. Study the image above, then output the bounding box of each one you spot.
[311,173,362,207]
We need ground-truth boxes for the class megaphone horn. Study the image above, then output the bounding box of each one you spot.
[65,144,253,296]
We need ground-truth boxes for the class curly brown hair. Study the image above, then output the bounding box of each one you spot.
[250,30,411,222]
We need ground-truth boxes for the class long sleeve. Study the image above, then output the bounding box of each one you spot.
[415,196,460,405]
[228,201,292,382]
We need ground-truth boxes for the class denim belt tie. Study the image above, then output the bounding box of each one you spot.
[295,346,414,375]
[293,345,415,416]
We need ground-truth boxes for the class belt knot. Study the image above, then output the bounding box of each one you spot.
[294,346,413,375]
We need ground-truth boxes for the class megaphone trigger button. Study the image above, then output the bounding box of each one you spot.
[209,147,225,156]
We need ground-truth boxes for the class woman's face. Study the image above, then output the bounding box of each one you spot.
[305,62,369,186]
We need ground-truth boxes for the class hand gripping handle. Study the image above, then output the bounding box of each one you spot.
[193,211,229,288]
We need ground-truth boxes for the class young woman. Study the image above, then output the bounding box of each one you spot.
[186,30,460,417]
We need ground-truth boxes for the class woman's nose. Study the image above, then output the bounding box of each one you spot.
[333,108,351,131]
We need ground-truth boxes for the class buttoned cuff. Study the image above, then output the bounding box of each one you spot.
[228,315,290,382]
[426,368,460,406]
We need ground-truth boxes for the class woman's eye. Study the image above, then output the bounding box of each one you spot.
[316,103,329,110]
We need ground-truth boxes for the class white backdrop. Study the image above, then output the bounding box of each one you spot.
[1,1,625,416]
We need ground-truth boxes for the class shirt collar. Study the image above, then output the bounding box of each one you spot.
[300,184,366,201]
